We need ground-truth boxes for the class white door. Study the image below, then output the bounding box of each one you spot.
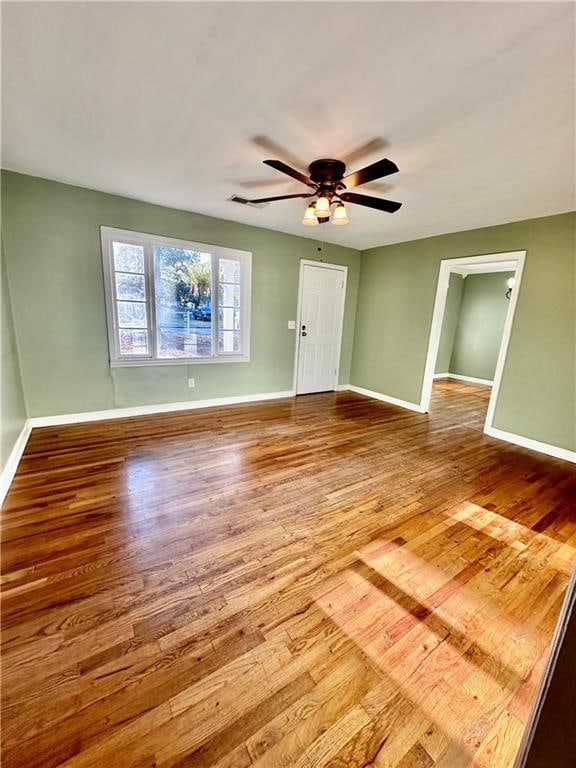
[296,261,347,395]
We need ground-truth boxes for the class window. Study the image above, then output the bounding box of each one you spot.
[101,227,251,366]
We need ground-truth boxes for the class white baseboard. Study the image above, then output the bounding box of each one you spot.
[446,373,493,386]
[335,384,350,391]
[28,389,297,428]
[433,373,449,379]
[0,420,32,508]
[485,426,576,464]
[347,385,427,413]
[3,391,296,505]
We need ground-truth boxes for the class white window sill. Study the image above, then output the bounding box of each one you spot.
[110,355,250,368]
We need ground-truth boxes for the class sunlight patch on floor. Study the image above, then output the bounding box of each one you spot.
[310,498,575,766]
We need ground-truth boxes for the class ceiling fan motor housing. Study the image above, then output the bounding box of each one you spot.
[308,159,346,189]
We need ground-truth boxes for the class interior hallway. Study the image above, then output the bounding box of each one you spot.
[2,380,575,767]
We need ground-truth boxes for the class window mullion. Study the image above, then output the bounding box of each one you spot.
[238,261,244,356]
[241,253,250,357]
[146,241,157,360]
[212,253,219,358]
[108,235,122,361]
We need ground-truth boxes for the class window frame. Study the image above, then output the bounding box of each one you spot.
[100,226,252,367]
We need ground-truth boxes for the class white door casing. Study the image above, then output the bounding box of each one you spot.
[420,250,526,435]
[295,260,347,395]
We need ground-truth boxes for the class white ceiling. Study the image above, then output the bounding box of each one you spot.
[2,1,574,250]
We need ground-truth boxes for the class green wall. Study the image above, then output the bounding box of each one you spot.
[450,272,514,381]
[351,212,575,451]
[1,245,27,470]
[2,171,574,454]
[1,172,360,417]
[434,272,463,374]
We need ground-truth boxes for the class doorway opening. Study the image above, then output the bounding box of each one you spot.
[294,260,347,395]
[420,251,526,433]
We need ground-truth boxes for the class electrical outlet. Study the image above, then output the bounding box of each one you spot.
[188,378,195,388]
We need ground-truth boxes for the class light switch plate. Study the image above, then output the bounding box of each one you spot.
[288,320,296,330]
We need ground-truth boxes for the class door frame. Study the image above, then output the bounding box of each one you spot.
[293,259,348,395]
[419,250,526,434]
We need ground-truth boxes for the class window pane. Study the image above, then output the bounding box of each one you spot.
[115,272,146,301]
[219,283,241,308]
[219,259,240,283]
[117,301,147,328]
[218,307,240,330]
[154,245,212,358]
[218,330,241,354]
[119,329,149,356]
[113,242,144,273]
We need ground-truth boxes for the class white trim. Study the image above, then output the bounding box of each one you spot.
[108,354,252,368]
[27,390,296,428]
[296,259,349,273]
[444,373,493,386]
[483,253,525,432]
[0,420,32,508]
[347,385,427,413]
[433,373,449,379]
[450,260,518,276]
[485,426,576,464]
[335,384,350,391]
[293,260,348,395]
[419,251,526,434]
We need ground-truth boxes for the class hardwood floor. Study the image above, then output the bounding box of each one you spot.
[2,381,575,768]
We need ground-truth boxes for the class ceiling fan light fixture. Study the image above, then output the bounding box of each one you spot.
[302,203,318,227]
[332,202,349,225]
[302,203,319,226]
[314,194,331,218]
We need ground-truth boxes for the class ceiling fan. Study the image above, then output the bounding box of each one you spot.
[231,155,402,226]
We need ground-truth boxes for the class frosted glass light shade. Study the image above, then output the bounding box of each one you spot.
[302,204,319,226]
[332,202,349,225]
[314,195,331,217]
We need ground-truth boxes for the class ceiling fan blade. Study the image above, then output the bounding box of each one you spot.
[263,159,315,188]
[235,177,291,189]
[232,192,313,204]
[340,137,387,167]
[362,181,395,195]
[340,192,402,213]
[342,158,399,189]
[251,136,308,171]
